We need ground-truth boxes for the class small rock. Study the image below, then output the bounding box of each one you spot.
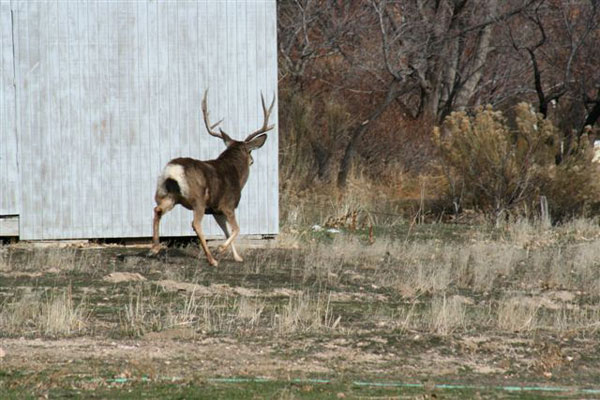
[0,347,5,358]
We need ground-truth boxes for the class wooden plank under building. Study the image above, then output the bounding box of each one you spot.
[0,216,18,236]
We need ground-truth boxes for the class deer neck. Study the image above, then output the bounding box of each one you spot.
[217,146,251,188]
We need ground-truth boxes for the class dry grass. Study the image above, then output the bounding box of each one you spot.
[0,287,89,337]
[43,287,89,336]
[235,297,265,327]
[119,286,162,337]
[119,285,232,337]
[497,296,541,333]
[0,247,103,275]
[548,306,600,334]
[390,303,420,333]
[117,286,342,337]
[280,171,410,234]
[1,218,600,341]
[427,295,468,335]
[274,292,341,335]
[165,289,200,329]
[500,217,600,247]
[0,248,11,271]
[370,240,524,296]
[269,218,600,337]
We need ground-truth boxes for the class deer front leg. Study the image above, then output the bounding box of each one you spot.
[214,214,243,262]
[192,207,218,267]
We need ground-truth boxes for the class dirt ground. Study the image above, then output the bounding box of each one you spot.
[1,233,600,398]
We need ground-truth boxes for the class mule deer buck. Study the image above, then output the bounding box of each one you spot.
[151,90,275,266]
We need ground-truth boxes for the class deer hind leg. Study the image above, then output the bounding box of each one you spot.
[216,210,240,257]
[151,196,175,254]
[214,214,243,262]
[192,206,218,267]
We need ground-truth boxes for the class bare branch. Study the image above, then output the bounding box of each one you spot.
[447,0,540,41]
[564,5,599,83]
[371,0,403,81]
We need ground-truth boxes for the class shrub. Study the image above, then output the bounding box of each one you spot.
[540,136,600,220]
[434,103,600,223]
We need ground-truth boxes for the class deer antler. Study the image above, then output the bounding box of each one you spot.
[201,89,226,138]
[245,93,275,142]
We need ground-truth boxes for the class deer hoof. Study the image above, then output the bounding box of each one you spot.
[149,245,163,256]
[233,255,244,263]
[217,244,227,254]
[208,258,219,267]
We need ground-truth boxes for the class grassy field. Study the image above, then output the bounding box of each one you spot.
[1,219,600,398]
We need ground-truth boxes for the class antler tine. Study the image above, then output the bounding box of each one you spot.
[245,92,276,142]
[201,89,224,138]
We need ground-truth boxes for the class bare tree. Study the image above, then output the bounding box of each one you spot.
[278,0,544,188]
[335,0,540,187]
[278,0,358,84]
[504,0,600,159]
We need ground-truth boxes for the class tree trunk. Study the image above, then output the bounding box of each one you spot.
[312,142,333,182]
[453,0,497,110]
[581,100,600,136]
[337,80,400,188]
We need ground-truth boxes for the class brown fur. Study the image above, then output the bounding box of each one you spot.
[164,143,251,214]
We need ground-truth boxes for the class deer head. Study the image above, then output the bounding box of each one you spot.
[201,89,274,165]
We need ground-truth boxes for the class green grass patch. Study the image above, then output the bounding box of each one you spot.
[1,374,591,400]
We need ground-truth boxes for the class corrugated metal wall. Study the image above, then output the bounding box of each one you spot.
[0,2,19,218]
[3,0,278,240]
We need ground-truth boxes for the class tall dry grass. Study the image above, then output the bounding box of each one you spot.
[274,292,341,334]
[0,287,89,337]
[1,217,599,340]
[427,295,468,335]
[274,217,600,336]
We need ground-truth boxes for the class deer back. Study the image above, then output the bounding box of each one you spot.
[167,143,250,212]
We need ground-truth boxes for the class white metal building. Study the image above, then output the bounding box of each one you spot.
[0,0,278,240]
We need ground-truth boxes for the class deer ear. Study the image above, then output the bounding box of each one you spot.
[246,134,267,151]
[220,129,235,147]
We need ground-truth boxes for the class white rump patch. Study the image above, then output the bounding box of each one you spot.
[157,163,190,198]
